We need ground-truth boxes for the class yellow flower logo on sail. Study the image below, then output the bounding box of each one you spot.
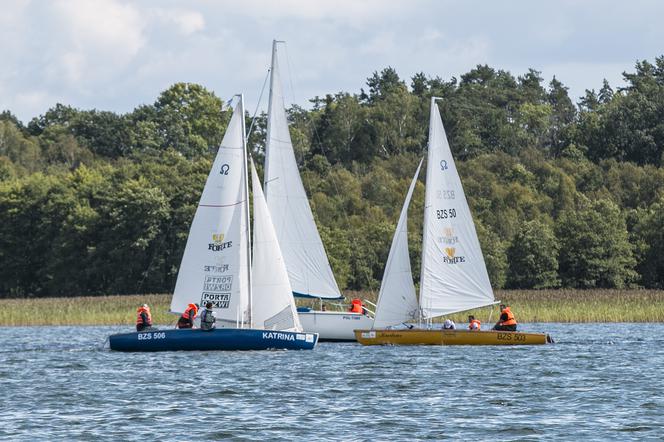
[442,246,465,264]
[209,233,232,252]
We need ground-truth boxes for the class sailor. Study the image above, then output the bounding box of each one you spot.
[468,315,481,331]
[200,302,217,331]
[136,304,154,332]
[177,303,199,329]
[443,319,456,330]
[349,299,363,314]
[493,304,518,331]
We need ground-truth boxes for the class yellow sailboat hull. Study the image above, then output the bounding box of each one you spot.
[354,329,552,346]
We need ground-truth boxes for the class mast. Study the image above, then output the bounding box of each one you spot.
[239,93,253,328]
[418,97,441,325]
[264,39,283,193]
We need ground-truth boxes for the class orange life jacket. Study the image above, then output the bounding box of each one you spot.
[136,306,152,326]
[182,304,198,320]
[349,299,363,314]
[500,307,517,326]
[468,319,481,330]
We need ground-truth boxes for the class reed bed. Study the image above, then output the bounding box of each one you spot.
[0,294,173,327]
[315,289,664,324]
[1,290,663,326]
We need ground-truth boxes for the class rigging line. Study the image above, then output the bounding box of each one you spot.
[282,42,378,299]
[247,67,271,143]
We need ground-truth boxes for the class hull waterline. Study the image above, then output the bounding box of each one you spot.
[109,328,318,352]
[354,329,552,346]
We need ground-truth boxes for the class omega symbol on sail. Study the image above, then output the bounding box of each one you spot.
[220,164,230,175]
[440,160,448,171]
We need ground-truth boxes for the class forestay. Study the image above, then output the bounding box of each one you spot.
[263,41,341,299]
[170,102,250,325]
[250,159,302,332]
[419,99,495,318]
[372,159,423,329]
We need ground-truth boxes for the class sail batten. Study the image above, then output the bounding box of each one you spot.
[264,41,342,299]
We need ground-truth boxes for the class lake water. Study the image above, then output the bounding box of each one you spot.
[0,323,662,441]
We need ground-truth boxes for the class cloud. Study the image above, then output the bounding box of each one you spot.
[2,0,664,123]
[224,0,410,27]
[53,0,145,56]
[152,8,205,35]
[47,0,146,84]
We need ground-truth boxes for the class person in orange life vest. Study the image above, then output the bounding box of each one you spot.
[349,299,363,314]
[136,304,155,332]
[493,304,517,331]
[468,315,481,331]
[177,303,199,329]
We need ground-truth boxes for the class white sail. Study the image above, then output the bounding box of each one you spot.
[250,159,302,332]
[372,159,423,329]
[264,41,342,299]
[171,102,250,326]
[419,99,495,318]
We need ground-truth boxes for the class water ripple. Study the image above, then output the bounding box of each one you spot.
[1,323,663,440]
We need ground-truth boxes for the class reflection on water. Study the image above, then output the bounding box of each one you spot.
[0,323,662,440]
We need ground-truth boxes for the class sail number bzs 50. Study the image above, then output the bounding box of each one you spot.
[436,208,457,219]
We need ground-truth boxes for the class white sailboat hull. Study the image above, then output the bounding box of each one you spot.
[298,311,373,341]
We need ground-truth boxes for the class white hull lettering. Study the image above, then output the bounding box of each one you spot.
[262,332,295,341]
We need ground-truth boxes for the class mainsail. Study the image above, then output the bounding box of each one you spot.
[263,40,341,299]
[419,99,495,318]
[171,101,250,325]
[250,159,302,332]
[372,159,423,329]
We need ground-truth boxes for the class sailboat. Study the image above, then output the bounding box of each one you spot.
[355,98,552,346]
[109,96,318,351]
[263,40,373,341]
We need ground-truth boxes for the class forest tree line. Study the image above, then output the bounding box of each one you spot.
[1,56,664,297]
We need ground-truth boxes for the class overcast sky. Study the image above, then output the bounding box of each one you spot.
[1,0,662,123]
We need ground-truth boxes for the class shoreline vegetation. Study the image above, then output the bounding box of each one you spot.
[1,290,663,326]
[2,58,664,300]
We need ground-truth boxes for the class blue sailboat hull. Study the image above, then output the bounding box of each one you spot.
[108,328,318,352]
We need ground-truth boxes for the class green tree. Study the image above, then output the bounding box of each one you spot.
[506,220,560,288]
[476,221,508,288]
[546,77,576,156]
[632,198,664,288]
[0,121,41,172]
[132,83,229,158]
[556,199,637,288]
